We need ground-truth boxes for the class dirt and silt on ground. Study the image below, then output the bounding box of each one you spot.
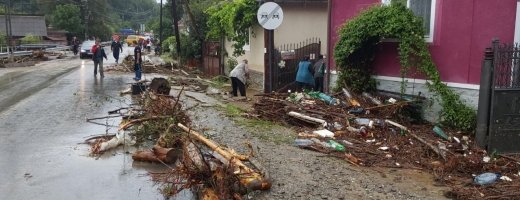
[86,55,520,200]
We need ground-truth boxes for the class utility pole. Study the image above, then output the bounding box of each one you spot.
[171,0,181,56]
[6,0,13,62]
[4,4,9,54]
[159,0,163,46]
[82,0,89,40]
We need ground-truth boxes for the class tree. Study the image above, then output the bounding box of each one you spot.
[205,0,258,57]
[52,4,84,37]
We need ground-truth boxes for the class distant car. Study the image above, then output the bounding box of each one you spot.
[126,35,139,46]
[79,40,96,59]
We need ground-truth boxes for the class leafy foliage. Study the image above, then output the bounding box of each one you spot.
[333,2,476,131]
[163,34,202,65]
[52,4,84,37]
[226,57,238,74]
[205,0,258,57]
[20,34,43,44]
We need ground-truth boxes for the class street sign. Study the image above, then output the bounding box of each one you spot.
[257,2,284,30]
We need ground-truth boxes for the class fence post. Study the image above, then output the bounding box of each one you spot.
[475,44,494,149]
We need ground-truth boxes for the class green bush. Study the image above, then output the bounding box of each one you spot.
[226,57,238,74]
[162,34,202,66]
[21,34,43,44]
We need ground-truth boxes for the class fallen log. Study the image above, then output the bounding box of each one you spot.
[177,123,272,191]
[132,145,182,164]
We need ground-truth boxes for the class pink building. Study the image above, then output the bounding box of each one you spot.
[328,0,519,121]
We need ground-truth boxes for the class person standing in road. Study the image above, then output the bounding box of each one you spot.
[72,37,79,56]
[313,55,325,93]
[111,39,123,64]
[133,40,142,81]
[229,59,250,97]
[91,39,108,78]
[295,56,315,91]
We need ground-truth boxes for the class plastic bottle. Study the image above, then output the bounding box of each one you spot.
[355,118,371,125]
[474,173,500,185]
[374,119,385,127]
[347,126,360,133]
[294,139,314,146]
[362,92,382,105]
[329,140,346,151]
[342,87,361,106]
[438,142,447,157]
[318,93,338,106]
[311,138,331,148]
[433,126,449,140]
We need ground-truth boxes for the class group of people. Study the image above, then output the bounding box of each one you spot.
[227,55,326,98]
[295,54,325,93]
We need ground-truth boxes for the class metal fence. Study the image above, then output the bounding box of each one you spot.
[272,38,321,92]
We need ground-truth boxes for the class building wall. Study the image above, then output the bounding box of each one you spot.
[223,2,328,88]
[328,0,517,122]
[330,0,516,85]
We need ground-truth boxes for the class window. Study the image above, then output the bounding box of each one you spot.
[382,0,436,43]
[243,28,251,51]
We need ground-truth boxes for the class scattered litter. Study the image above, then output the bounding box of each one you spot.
[378,147,389,151]
[313,129,334,138]
[500,176,512,182]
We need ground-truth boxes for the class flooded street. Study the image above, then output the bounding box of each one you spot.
[0,45,450,200]
[0,46,191,199]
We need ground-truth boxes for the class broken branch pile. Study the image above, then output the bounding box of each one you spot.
[86,78,271,199]
[250,89,520,199]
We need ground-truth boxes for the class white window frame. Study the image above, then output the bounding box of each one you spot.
[382,0,436,43]
[243,27,251,51]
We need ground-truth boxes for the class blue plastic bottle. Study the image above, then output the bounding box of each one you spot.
[474,173,500,185]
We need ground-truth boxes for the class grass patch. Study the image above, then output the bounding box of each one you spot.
[161,55,174,63]
[236,119,296,145]
[210,75,230,89]
[215,104,244,117]
[215,104,296,145]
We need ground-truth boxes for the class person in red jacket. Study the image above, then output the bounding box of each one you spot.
[91,38,108,78]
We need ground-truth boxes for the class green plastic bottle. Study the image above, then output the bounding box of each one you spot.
[329,140,346,151]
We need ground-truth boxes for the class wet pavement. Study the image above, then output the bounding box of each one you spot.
[0,45,191,199]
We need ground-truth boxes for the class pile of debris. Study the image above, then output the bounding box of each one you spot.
[249,88,520,200]
[85,77,271,199]
[0,50,55,68]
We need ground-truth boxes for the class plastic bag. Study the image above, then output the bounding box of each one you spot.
[99,132,136,151]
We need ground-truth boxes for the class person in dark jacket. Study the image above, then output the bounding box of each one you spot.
[295,56,315,91]
[133,40,142,81]
[91,39,108,78]
[72,37,79,56]
[313,54,325,93]
[111,39,123,64]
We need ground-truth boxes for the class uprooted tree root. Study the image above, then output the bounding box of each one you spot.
[250,92,520,200]
[150,142,246,199]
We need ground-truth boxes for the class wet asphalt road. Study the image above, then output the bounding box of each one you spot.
[0,46,187,199]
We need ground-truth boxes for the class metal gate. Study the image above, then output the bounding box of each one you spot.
[202,41,221,77]
[485,39,520,153]
[272,38,321,92]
